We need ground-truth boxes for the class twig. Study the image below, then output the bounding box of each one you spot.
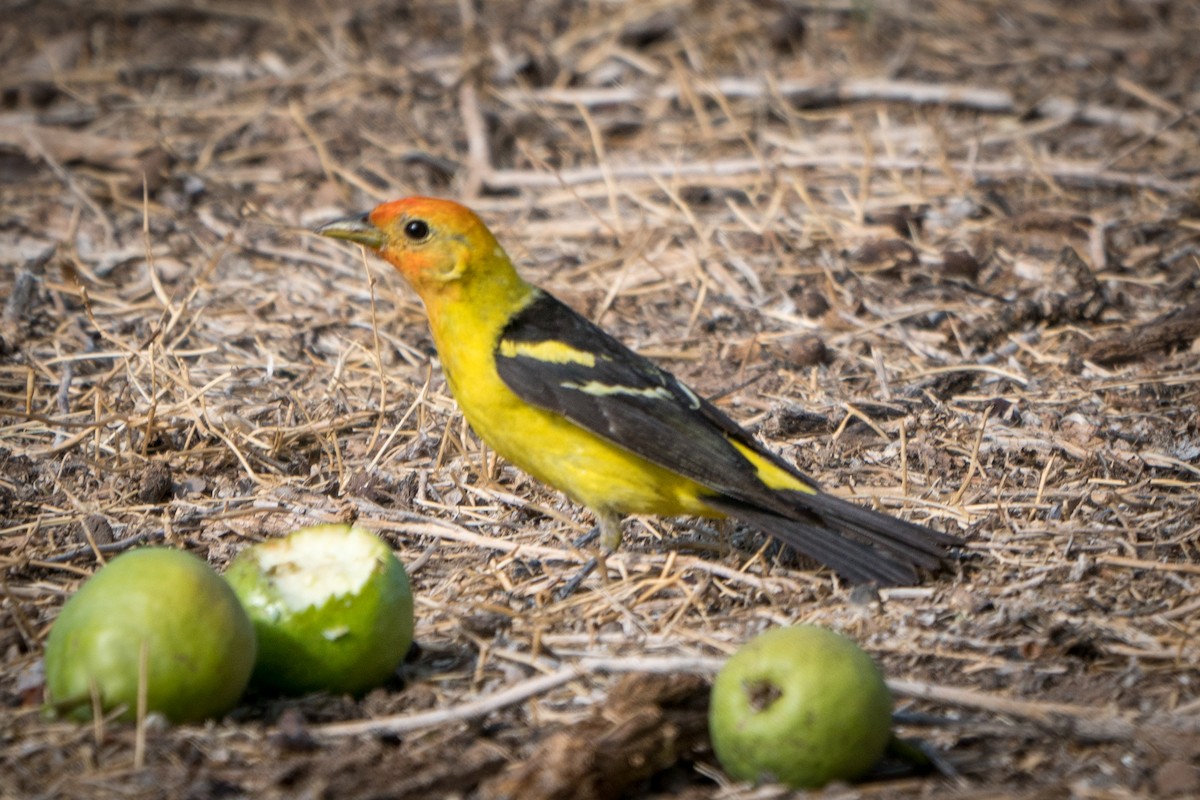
[41,530,165,563]
[888,678,1200,742]
[1097,555,1200,576]
[1035,96,1170,136]
[134,641,149,769]
[316,656,723,738]
[458,81,489,199]
[483,151,1193,196]
[500,77,1015,114]
[456,0,489,199]
[316,666,584,737]
[950,407,991,506]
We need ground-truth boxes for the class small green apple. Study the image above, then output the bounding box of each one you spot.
[224,523,414,697]
[709,625,893,788]
[43,547,256,724]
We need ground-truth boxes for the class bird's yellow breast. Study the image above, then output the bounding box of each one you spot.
[427,293,716,518]
[469,388,719,518]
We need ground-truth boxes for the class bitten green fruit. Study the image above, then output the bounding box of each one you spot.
[43,547,256,724]
[709,625,893,789]
[224,523,414,697]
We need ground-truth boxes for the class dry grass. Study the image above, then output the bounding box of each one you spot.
[2,0,1199,797]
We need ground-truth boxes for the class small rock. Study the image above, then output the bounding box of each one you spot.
[850,239,919,278]
[940,249,981,282]
[138,461,174,504]
[80,514,114,545]
[795,287,830,318]
[781,334,831,368]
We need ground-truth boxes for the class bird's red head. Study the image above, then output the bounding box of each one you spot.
[315,196,505,295]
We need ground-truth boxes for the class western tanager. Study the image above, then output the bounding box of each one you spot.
[316,197,959,585]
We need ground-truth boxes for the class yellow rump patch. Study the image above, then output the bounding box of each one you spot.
[730,439,817,494]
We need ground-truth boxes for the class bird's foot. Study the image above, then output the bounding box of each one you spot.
[556,556,598,600]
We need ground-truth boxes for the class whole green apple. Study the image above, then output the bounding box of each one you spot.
[709,625,893,788]
[44,547,256,723]
[224,523,414,696]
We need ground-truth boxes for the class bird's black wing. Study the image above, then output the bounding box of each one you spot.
[494,290,958,583]
[494,290,791,501]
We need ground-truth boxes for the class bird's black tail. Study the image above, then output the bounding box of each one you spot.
[705,491,961,586]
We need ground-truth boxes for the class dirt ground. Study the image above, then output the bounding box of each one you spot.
[2,0,1199,798]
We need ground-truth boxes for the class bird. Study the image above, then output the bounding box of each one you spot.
[315,197,960,585]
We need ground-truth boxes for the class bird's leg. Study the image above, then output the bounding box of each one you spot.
[593,509,628,587]
[596,509,623,552]
[555,510,623,599]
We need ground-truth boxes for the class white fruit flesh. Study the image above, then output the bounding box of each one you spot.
[252,526,381,615]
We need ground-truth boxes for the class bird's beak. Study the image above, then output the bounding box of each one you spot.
[314,213,387,250]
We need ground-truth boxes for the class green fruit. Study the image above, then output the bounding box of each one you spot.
[44,548,256,724]
[224,523,414,696]
[709,625,893,789]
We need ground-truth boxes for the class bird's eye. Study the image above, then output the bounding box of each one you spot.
[403,219,430,241]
